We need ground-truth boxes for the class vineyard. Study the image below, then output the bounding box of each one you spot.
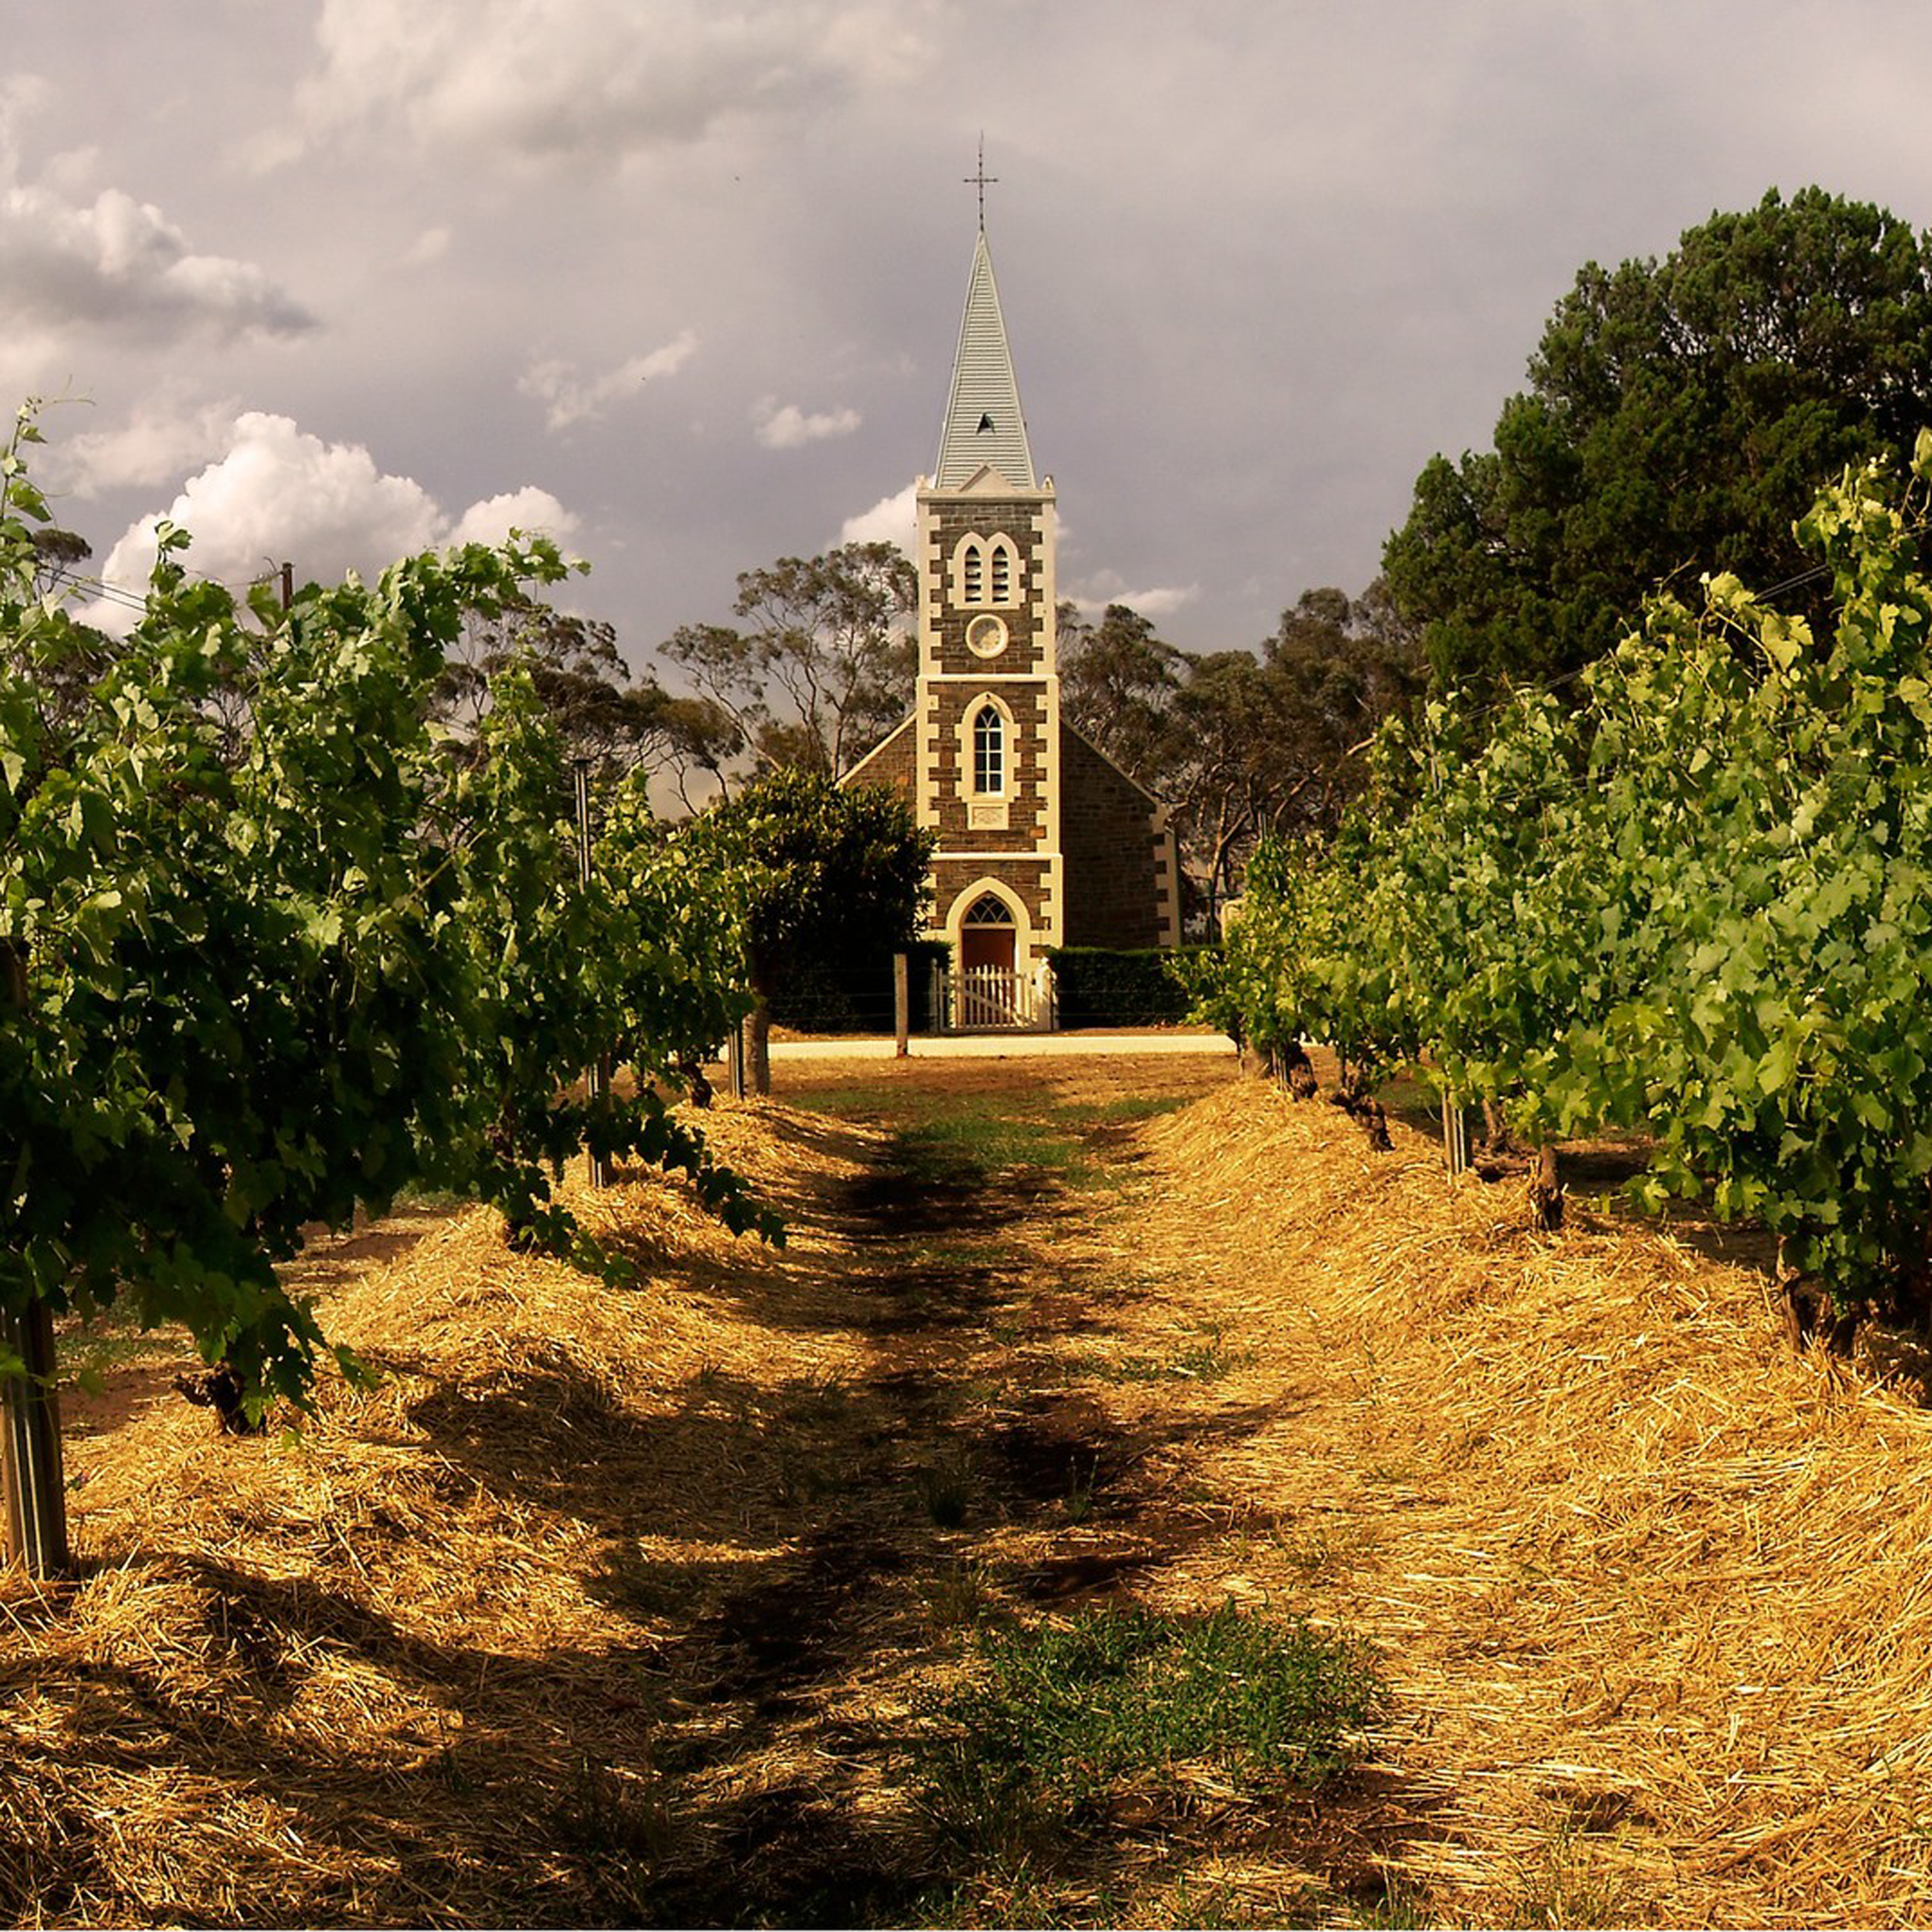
[15,399,1932,1924]
[0,411,775,1573]
[1191,438,1932,1341]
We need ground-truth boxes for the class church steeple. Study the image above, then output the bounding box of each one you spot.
[934,227,1036,490]
[841,194,1181,988]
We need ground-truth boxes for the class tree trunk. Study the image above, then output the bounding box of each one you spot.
[1329,1064,1391,1150]
[175,1364,265,1435]
[1527,1142,1564,1232]
[1477,1098,1518,1158]
[1,937,69,1577]
[1776,1237,1861,1357]
[1280,1038,1319,1101]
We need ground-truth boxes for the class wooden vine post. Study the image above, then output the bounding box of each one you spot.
[1,940,68,1577]
[2,1302,68,1578]
[1442,1091,1470,1179]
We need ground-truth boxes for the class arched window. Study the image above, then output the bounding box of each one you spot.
[963,892,1015,928]
[960,540,985,605]
[973,704,1006,794]
[990,541,1011,604]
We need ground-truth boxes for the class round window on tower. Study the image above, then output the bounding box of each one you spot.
[966,614,1008,658]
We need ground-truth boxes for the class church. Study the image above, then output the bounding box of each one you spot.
[844,221,1181,1026]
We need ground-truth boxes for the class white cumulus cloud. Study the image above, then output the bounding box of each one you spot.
[520,330,699,430]
[82,413,576,631]
[1064,575,1200,623]
[448,485,577,548]
[755,396,861,451]
[839,478,916,556]
[51,392,240,494]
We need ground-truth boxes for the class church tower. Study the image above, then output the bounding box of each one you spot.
[913,225,1064,1003]
[844,214,1181,1025]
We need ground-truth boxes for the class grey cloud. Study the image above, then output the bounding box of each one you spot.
[286,0,938,168]
[0,182,315,342]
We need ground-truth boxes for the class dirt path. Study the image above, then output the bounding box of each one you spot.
[608,1053,1410,1927]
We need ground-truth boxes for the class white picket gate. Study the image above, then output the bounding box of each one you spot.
[954,963,1037,1031]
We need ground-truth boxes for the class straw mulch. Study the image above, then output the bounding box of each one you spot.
[14,1055,1932,1928]
[1107,1080,1932,1927]
[1,1102,884,1930]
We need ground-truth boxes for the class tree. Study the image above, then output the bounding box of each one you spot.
[433,594,742,801]
[1257,583,1424,832]
[1058,600,1187,786]
[0,409,775,1568]
[1384,187,1932,696]
[1163,649,1286,920]
[676,769,933,1093]
[1153,587,1421,922]
[1198,438,1932,1341]
[658,541,917,779]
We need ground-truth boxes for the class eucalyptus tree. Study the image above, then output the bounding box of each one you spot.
[658,541,917,779]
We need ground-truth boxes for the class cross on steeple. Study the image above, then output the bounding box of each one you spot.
[964,135,997,231]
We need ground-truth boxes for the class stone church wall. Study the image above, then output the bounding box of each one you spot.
[930,854,1052,936]
[842,714,916,796]
[1058,726,1171,949]
[925,682,1049,857]
[924,500,1051,679]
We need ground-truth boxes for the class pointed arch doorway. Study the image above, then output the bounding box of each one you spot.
[954,889,1031,1029]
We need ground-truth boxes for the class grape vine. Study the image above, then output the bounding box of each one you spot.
[1194,434,1932,1327]
[0,409,772,1480]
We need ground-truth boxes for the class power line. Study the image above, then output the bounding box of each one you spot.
[41,561,282,619]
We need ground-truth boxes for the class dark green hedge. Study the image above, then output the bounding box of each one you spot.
[1043,946,1213,1028]
[770,938,953,1034]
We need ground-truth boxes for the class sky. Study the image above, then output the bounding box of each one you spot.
[8,0,1932,670]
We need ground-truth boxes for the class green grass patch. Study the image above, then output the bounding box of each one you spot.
[910,1603,1381,1864]
[395,1183,470,1211]
[891,1106,1091,1190]
[1050,1094,1190,1125]
[1374,1070,1441,1138]
[794,1080,1193,1196]
[779,1083,883,1119]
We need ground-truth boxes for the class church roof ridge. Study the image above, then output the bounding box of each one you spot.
[933,227,1036,491]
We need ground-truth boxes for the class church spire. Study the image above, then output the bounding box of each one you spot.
[933,225,1036,491]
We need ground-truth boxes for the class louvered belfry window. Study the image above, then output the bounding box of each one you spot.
[974,705,1006,794]
[961,541,985,605]
[990,541,1011,604]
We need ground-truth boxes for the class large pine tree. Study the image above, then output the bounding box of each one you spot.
[1384,187,1932,697]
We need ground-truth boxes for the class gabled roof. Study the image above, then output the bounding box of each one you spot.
[933,228,1036,491]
